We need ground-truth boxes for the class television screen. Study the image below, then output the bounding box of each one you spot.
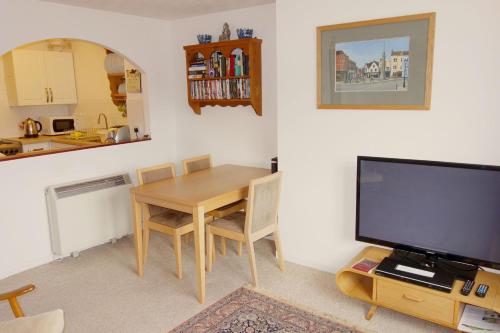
[356,156,500,268]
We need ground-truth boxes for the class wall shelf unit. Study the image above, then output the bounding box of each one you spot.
[183,38,262,116]
[107,72,126,106]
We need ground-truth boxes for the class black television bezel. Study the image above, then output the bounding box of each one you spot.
[355,155,500,270]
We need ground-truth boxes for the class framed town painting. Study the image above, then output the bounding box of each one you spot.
[317,13,435,110]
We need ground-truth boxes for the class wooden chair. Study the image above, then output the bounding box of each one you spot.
[137,163,197,279]
[182,154,247,256]
[207,172,285,287]
[0,284,64,332]
[182,154,213,174]
[0,284,35,318]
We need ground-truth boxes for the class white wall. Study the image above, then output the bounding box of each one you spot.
[0,0,176,279]
[171,4,277,170]
[276,0,500,272]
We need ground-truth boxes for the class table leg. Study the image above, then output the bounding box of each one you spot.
[193,206,205,304]
[131,194,143,277]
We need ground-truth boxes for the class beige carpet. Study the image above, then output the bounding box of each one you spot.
[0,234,453,333]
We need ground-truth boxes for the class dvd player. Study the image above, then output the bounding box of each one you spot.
[375,257,455,292]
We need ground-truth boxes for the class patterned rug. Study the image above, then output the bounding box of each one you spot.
[169,287,365,333]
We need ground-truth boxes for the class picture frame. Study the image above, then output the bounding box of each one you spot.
[126,69,142,93]
[317,13,435,110]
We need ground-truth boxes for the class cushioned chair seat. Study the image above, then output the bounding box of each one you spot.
[149,209,193,228]
[0,309,64,333]
[211,212,246,233]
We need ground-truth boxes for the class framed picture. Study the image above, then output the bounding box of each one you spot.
[317,13,435,110]
[126,69,142,93]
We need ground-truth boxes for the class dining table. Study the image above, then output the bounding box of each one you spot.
[129,164,270,303]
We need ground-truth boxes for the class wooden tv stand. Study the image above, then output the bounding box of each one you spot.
[336,246,500,329]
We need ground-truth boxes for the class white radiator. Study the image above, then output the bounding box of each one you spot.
[46,173,133,257]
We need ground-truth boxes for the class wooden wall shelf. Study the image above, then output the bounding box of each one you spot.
[183,38,262,116]
[337,246,500,330]
[105,50,126,107]
[107,73,126,106]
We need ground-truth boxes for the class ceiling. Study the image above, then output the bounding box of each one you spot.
[41,0,275,20]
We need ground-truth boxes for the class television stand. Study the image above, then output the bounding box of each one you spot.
[336,246,500,330]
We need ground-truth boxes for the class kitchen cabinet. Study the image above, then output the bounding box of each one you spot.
[44,52,78,104]
[21,141,51,153]
[50,142,79,149]
[3,50,78,106]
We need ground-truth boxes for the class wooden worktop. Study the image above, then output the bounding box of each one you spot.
[7,135,53,144]
[8,135,100,147]
[0,137,151,162]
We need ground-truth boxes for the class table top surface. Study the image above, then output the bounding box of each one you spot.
[131,164,270,207]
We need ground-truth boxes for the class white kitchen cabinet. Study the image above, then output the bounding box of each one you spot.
[3,50,47,105]
[22,141,51,153]
[3,50,78,106]
[50,142,78,149]
[44,52,78,104]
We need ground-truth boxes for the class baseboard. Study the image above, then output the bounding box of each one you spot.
[0,255,54,280]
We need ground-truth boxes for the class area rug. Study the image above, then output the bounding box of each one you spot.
[169,287,365,333]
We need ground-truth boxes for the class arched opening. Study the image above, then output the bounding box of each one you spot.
[0,38,150,161]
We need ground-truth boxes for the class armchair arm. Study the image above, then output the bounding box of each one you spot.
[0,284,35,318]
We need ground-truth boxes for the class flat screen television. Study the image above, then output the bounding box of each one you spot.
[356,156,500,271]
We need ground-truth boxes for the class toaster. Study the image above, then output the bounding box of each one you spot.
[106,125,131,143]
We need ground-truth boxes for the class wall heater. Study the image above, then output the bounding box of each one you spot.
[46,173,133,257]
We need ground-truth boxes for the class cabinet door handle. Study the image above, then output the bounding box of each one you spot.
[402,294,424,302]
[45,88,49,103]
[49,88,54,103]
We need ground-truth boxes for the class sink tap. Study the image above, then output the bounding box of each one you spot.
[97,113,109,130]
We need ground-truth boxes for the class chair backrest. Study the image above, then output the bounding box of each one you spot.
[245,172,282,235]
[182,154,212,174]
[137,163,176,216]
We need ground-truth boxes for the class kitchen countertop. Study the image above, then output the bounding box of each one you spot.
[0,137,151,161]
[8,135,102,147]
[8,135,53,144]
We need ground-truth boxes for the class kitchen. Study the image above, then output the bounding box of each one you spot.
[0,38,149,160]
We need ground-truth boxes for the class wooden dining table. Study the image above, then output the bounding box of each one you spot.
[129,164,270,303]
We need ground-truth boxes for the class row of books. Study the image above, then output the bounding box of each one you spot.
[188,58,206,79]
[190,78,250,100]
[188,51,249,79]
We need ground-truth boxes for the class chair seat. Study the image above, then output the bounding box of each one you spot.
[211,211,246,233]
[149,209,193,228]
[0,309,64,333]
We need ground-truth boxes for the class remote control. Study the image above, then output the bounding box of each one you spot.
[475,284,489,298]
[461,280,475,296]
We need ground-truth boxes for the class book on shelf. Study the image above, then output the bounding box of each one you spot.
[352,258,379,273]
[190,78,250,100]
[234,55,241,76]
[188,52,250,81]
[229,55,235,76]
[188,66,206,71]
